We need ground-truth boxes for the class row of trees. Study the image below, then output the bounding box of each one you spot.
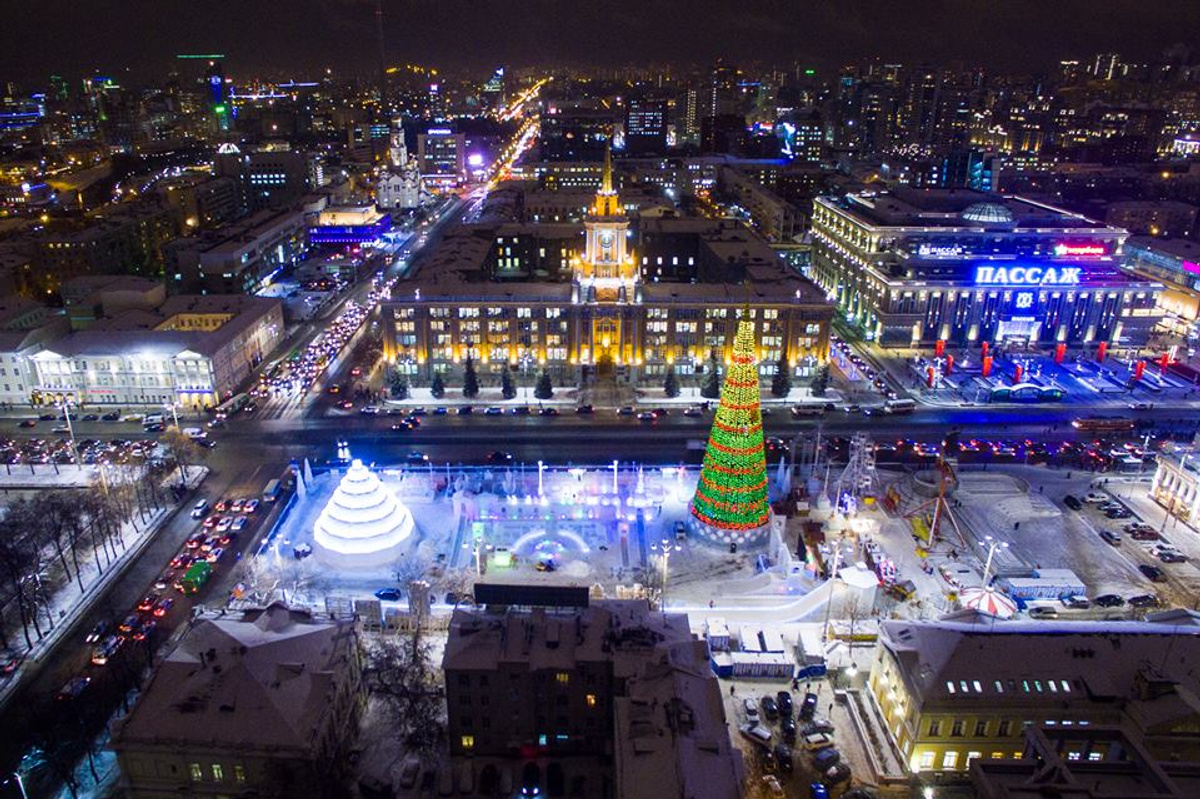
[665,353,818,400]
[0,461,173,652]
[389,357,556,402]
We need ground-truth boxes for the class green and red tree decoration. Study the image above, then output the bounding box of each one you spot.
[690,316,769,532]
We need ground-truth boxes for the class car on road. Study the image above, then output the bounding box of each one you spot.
[118,614,140,634]
[1160,550,1189,563]
[1139,564,1168,583]
[1099,530,1122,546]
[231,516,248,532]
[81,413,99,422]
[152,598,174,617]
[575,404,594,414]
[1063,495,1083,511]
[487,451,514,465]
[457,406,474,415]
[743,698,760,725]
[242,499,260,514]
[214,498,230,512]
[85,620,110,643]
[57,675,90,701]
[432,406,448,415]
[375,587,403,602]
[510,406,530,415]
[17,419,36,428]
[137,593,160,612]
[191,499,210,519]
[1094,594,1126,608]
[101,411,121,421]
[636,411,656,421]
[761,695,779,721]
[617,406,635,416]
[391,420,416,432]
[206,547,225,563]
[485,406,504,415]
[539,407,560,416]
[683,406,704,417]
[405,451,428,465]
[1105,507,1133,519]
[1129,593,1161,608]
[169,553,193,570]
[1084,492,1107,503]
[216,516,234,533]
[186,531,207,549]
[202,514,220,529]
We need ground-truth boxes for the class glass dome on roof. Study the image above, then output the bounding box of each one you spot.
[961,202,1015,226]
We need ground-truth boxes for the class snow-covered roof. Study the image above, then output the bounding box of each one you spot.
[112,604,358,753]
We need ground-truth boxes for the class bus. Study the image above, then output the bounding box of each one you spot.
[177,561,213,595]
[214,393,251,417]
[262,478,282,503]
[884,398,916,414]
[1071,417,1135,432]
[142,413,165,430]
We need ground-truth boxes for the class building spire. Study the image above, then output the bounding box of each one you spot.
[601,138,614,195]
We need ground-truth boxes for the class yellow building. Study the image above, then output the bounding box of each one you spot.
[869,611,1200,777]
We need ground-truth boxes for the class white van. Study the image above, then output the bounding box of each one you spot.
[884,398,916,414]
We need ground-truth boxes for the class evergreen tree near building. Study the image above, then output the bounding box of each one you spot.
[810,363,830,398]
[462,357,479,399]
[430,370,445,399]
[663,365,681,398]
[771,355,792,398]
[700,351,722,400]
[390,368,409,401]
[500,364,517,400]
[690,317,769,532]
[534,369,554,401]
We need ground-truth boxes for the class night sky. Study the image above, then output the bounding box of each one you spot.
[4,0,1200,82]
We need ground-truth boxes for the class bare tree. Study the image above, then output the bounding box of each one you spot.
[159,427,203,488]
[34,492,83,591]
[363,633,445,755]
[441,567,476,610]
[392,553,431,588]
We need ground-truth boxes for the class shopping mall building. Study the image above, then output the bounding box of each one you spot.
[810,188,1164,351]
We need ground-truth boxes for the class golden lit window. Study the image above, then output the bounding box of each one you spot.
[556,672,570,685]
[461,735,475,750]
[586,694,597,708]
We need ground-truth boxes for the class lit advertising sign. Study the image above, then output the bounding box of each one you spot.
[917,244,964,258]
[427,128,452,135]
[1053,243,1106,257]
[974,265,1081,286]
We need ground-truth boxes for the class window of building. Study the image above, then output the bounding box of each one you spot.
[942,751,959,770]
[918,751,935,770]
[928,720,942,737]
[974,721,988,737]
[990,752,1005,760]
[946,681,955,694]
[189,763,203,781]
[212,764,224,781]
[951,720,964,737]
[586,694,597,708]
[556,672,570,685]
[967,751,982,765]
[234,766,246,784]
[461,735,475,750]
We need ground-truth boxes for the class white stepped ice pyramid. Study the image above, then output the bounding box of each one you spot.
[313,459,414,568]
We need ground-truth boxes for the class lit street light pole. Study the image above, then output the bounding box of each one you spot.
[650,537,682,611]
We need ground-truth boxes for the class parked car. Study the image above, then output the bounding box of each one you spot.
[813,748,841,771]
[1063,495,1083,511]
[803,732,835,750]
[824,762,852,785]
[1160,550,1189,563]
[1060,595,1091,609]
[1129,593,1161,608]
[800,692,818,720]
[773,744,794,773]
[1028,605,1059,620]
[743,697,761,725]
[802,718,835,735]
[1099,529,1122,546]
[1093,594,1126,608]
[1130,527,1161,541]
[1084,492,1107,503]
[761,775,785,797]
[374,587,403,602]
[781,716,797,743]
[761,695,779,721]
[810,783,830,799]
[776,690,794,717]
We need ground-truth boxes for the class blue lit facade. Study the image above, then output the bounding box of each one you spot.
[309,214,394,245]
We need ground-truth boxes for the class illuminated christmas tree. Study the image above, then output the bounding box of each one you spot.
[690,315,770,540]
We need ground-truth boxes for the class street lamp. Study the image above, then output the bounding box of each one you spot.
[979,535,1009,586]
[163,401,181,429]
[537,460,545,496]
[650,537,682,611]
[58,398,82,472]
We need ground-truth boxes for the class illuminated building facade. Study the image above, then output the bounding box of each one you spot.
[417,128,465,188]
[810,188,1164,349]
[382,150,832,387]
